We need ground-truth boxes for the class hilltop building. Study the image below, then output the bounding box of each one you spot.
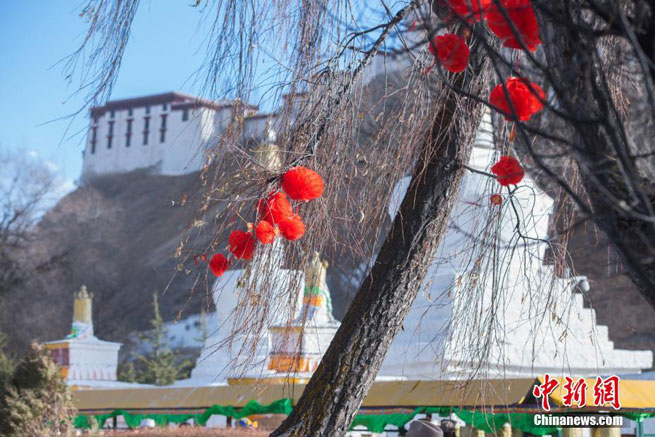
[80,50,411,181]
[81,92,257,179]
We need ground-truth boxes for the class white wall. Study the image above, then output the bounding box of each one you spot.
[81,103,233,179]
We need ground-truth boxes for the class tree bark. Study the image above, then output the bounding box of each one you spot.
[271,31,492,437]
[535,0,655,306]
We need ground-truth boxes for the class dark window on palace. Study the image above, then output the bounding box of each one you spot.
[92,116,98,125]
[128,108,133,117]
[107,121,114,149]
[182,108,189,121]
[110,110,115,119]
[162,103,168,111]
[145,105,151,115]
[126,119,132,147]
[90,127,97,154]
[143,117,150,145]
[160,114,168,143]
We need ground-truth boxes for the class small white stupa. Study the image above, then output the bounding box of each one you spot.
[45,285,123,389]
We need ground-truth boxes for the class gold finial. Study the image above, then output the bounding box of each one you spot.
[76,284,89,299]
[73,285,93,325]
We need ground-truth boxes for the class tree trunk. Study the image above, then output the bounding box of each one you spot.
[271,31,492,437]
[536,0,655,306]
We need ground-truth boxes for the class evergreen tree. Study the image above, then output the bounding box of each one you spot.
[116,361,137,383]
[0,342,75,436]
[135,293,189,386]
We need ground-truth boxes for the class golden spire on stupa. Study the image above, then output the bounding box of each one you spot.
[73,285,93,326]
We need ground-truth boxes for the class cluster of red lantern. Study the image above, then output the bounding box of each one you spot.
[209,166,324,277]
[430,0,542,74]
[435,1,541,189]
[485,0,541,51]
[442,0,541,50]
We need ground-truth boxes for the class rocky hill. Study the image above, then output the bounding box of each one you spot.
[0,168,209,352]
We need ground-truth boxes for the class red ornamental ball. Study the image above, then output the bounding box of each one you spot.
[229,230,256,260]
[258,191,293,225]
[490,193,503,205]
[281,167,324,202]
[444,0,491,22]
[278,214,306,241]
[491,156,525,186]
[430,34,471,73]
[485,0,542,51]
[255,220,277,245]
[209,253,228,277]
[489,77,545,121]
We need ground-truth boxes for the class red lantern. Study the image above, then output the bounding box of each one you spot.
[255,220,277,244]
[278,214,306,241]
[281,167,324,202]
[444,0,491,22]
[258,191,293,225]
[489,77,545,121]
[209,253,229,277]
[490,193,503,205]
[485,0,541,51]
[229,230,256,260]
[429,34,471,73]
[491,156,525,186]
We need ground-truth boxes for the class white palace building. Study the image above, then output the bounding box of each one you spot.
[81,92,258,178]
[80,50,409,179]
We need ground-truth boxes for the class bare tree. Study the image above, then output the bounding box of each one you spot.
[0,150,59,296]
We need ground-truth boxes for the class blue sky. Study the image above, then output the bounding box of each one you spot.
[0,1,213,190]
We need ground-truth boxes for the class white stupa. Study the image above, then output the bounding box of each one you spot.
[378,113,653,379]
[45,285,126,389]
